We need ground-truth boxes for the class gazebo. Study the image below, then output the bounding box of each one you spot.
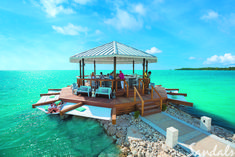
[70,41,157,90]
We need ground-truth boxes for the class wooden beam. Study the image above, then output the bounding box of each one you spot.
[167,98,193,107]
[32,99,59,108]
[114,57,116,91]
[165,88,179,91]
[60,98,114,108]
[79,60,81,79]
[112,107,116,125]
[94,60,96,76]
[82,58,85,85]
[146,60,148,73]
[60,102,83,115]
[133,60,134,74]
[167,93,187,96]
[40,93,60,97]
[143,58,145,79]
[48,89,61,91]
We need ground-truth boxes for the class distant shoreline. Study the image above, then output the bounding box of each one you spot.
[176,67,235,70]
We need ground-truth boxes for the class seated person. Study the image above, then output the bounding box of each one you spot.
[91,72,96,79]
[109,72,114,79]
[99,72,105,79]
[47,100,63,114]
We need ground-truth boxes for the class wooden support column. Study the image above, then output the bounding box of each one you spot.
[113,57,116,91]
[79,60,81,78]
[146,60,148,73]
[94,60,96,76]
[82,58,85,85]
[133,60,135,74]
[143,58,145,79]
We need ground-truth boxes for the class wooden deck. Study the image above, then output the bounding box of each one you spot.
[59,86,168,115]
[32,85,194,124]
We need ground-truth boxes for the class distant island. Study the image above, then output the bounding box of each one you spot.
[176,67,235,70]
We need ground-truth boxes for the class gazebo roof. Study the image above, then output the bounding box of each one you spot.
[70,41,157,64]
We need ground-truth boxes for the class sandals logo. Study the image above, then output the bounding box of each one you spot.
[188,144,234,157]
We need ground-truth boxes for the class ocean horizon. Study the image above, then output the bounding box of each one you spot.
[0,70,234,156]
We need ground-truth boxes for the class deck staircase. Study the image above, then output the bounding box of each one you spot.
[136,101,161,116]
[133,85,163,117]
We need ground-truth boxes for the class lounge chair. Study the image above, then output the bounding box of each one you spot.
[77,86,92,97]
[95,87,112,99]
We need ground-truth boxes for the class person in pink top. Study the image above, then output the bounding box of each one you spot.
[119,70,125,89]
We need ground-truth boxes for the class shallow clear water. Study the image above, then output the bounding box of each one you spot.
[149,70,235,131]
[0,70,234,156]
[0,71,119,156]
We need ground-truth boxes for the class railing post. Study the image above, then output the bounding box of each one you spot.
[123,80,126,92]
[134,88,136,102]
[151,87,153,99]
[142,81,144,95]
[111,81,113,91]
[100,80,102,87]
[126,83,129,98]
[116,80,117,91]
[138,79,140,90]
[160,99,162,111]
[141,101,144,116]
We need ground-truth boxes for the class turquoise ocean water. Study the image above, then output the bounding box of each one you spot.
[0,70,234,156]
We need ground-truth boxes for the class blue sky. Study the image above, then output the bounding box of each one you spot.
[0,0,235,70]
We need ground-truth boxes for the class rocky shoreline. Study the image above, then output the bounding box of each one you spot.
[165,103,235,143]
[97,113,190,157]
[97,104,235,157]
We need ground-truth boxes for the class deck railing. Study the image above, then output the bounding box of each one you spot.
[138,78,150,95]
[124,80,129,97]
[138,79,144,95]
[134,87,144,116]
[151,85,162,110]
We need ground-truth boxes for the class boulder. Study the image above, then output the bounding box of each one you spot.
[107,125,117,136]
[116,130,126,138]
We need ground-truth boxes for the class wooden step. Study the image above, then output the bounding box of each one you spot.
[142,108,161,116]
[137,104,159,111]
[136,101,158,107]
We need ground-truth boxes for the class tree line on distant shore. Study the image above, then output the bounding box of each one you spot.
[176,67,235,70]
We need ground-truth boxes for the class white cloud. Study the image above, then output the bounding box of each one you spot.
[203,53,235,65]
[104,9,142,30]
[146,47,162,54]
[52,23,88,35]
[201,11,218,20]
[74,0,92,5]
[189,56,196,60]
[40,0,75,17]
[95,29,102,35]
[132,3,146,16]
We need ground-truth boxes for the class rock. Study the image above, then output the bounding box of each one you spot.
[116,130,126,138]
[121,147,129,154]
[107,125,116,136]
[132,149,138,156]
[232,134,235,141]
[116,138,123,146]
[123,140,130,147]
[112,135,117,141]
[103,124,108,131]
